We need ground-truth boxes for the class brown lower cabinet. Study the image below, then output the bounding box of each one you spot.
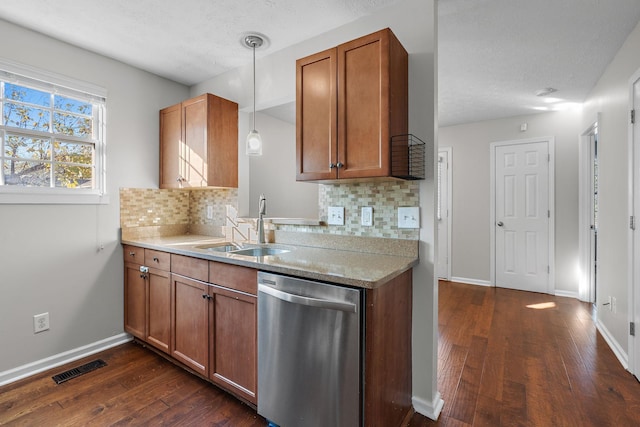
[124,247,257,406]
[124,245,411,424]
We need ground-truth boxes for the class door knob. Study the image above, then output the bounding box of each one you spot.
[497,221,504,227]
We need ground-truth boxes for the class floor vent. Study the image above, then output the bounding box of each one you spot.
[52,359,107,384]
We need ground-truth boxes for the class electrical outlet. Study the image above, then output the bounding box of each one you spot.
[33,312,50,333]
[206,205,214,220]
[328,206,345,225]
[361,207,373,226]
[612,297,617,314]
[398,207,420,229]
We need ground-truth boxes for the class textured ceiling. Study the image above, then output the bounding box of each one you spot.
[439,0,640,126]
[0,0,639,127]
[0,0,401,85]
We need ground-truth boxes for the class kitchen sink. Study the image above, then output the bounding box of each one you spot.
[196,242,241,252]
[231,247,291,257]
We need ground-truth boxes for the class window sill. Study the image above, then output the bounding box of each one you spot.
[0,191,109,205]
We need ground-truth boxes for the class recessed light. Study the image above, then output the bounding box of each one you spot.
[536,87,558,97]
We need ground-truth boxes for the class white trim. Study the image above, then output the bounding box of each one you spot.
[554,290,580,299]
[628,67,640,377]
[0,57,107,98]
[596,318,629,370]
[489,137,556,294]
[437,147,453,281]
[0,333,132,386]
[578,118,600,303]
[412,392,444,421]
[450,276,492,287]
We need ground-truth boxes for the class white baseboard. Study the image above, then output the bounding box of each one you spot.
[450,276,492,287]
[554,289,579,299]
[413,392,444,421]
[595,319,628,370]
[0,333,132,387]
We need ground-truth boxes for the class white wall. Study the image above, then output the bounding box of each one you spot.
[0,19,188,372]
[581,19,640,353]
[439,109,583,296]
[192,0,441,417]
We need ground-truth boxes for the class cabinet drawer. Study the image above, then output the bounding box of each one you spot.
[145,249,171,271]
[209,261,257,295]
[171,254,208,282]
[123,245,144,263]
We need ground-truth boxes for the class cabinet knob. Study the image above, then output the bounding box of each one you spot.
[329,163,336,169]
[336,162,344,168]
[153,257,159,263]
[176,176,185,183]
[129,252,135,257]
[140,273,147,279]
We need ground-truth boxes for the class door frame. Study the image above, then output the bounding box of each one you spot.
[628,67,640,378]
[489,137,556,292]
[578,116,600,303]
[437,147,453,280]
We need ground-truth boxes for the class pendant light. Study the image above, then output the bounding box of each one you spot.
[245,34,264,156]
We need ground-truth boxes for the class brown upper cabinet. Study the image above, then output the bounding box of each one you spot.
[296,28,408,182]
[160,93,238,189]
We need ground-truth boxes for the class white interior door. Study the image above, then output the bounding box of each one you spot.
[630,70,640,379]
[493,140,551,293]
[437,148,452,280]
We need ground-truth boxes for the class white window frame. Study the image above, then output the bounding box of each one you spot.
[0,58,107,205]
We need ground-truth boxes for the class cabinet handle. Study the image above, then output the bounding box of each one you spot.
[153,257,159,263]
[202,294,212,300]
[329,163,336,169]
[140,273,147,279]
[129,252,135,257]
[336,162,344,168]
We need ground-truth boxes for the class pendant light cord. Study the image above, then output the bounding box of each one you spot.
[252,41,256,131]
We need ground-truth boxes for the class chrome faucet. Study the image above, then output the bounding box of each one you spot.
[258,194,266,244]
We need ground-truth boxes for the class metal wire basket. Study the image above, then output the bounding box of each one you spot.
[391,134,426,180]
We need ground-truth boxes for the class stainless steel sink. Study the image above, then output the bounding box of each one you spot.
[231,247,291,257]
[196,242,241,252]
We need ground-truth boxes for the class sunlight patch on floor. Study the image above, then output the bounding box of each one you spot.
[526,302,557,310]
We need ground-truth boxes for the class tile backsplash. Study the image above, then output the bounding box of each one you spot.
[120,179,420,242]
[275,180,420,240]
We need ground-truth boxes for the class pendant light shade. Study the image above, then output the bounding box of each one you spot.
[244,34,264,156]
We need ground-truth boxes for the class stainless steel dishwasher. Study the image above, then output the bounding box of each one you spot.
[257,271,363,427]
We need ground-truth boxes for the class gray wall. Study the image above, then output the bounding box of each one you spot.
[581,19,640,354]
[439,108,582,296]
[0,19,189,372]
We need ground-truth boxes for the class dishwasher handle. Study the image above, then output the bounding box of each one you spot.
[258,284,357,313]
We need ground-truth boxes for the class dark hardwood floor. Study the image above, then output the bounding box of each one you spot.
[408,281,640,427]
[2,281,639,426]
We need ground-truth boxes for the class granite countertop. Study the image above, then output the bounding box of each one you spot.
[122,234,419,289]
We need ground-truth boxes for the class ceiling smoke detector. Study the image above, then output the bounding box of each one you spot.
[536,87,558,97]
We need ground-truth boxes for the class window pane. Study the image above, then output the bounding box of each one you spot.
[54,95,92,115]
[3,103,51,131]
[2,159,50,186]
[54,141,93,164]
[4,83,51,107]
[53,112,92,137]
[54,164,92,188]
[4,135,51,160]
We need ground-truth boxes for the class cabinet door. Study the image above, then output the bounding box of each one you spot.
[171,274,209,376]
[124,262,146,339]
[147,268,171,353]
[209,285,257,404]
[296,48,338,181]
[159,103,182,189]
[337,30,391,179]
[182,96,208,188]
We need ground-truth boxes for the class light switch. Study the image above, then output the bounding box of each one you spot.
[328,206,345,225]
[398,207,420,229]
[361,206,373,226]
